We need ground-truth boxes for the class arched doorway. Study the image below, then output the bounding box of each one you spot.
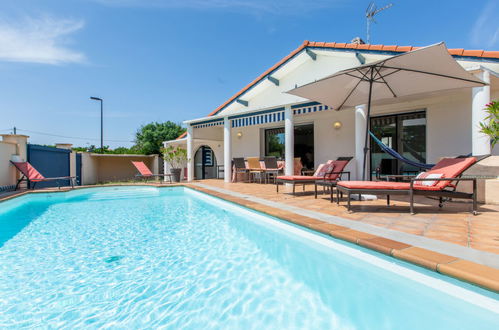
[194,145,218,179]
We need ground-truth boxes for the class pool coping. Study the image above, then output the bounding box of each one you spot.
[1,183,498,293]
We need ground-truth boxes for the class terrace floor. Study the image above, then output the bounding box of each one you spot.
[196,179,499,256]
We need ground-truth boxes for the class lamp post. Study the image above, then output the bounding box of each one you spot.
[90,97,103,153]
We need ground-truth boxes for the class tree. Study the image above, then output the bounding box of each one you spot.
[135,121,186,155]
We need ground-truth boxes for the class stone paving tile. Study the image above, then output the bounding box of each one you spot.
[196,179,499,255]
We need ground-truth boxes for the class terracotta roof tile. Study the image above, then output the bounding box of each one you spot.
[448,48,464,56]
[177,41,498,137]
[356,44,371,50]
[382,45,397,51]
[395,46,413,52]
[483,51,499,58]
[462,49,484,57]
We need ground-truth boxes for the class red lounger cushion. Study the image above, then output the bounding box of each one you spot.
[337,181,447,191]
[422,157,476,189]
[325,160,349,180]
[338,181,411,190]
[132,161,153,176]
[11,162,45,181]
[277,175,323,181]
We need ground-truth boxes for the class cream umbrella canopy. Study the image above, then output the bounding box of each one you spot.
[287,42,486,180]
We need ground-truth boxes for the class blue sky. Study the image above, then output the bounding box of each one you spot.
[0,0,497,148]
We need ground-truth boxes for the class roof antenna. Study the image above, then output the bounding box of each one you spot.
[366,2,393,44]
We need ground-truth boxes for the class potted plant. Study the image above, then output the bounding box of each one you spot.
[479,100,499,150]
[161,145,188,182]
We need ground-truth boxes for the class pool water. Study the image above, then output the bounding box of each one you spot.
[0,186,497,329]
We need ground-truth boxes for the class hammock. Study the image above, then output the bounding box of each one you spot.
[369,131,434,170]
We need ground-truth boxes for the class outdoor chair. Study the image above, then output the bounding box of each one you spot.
[247,157,265,183]
[132,161,173,183]
[314,157,353,202]
[233,157,249,182]
[276,160,336,195]
[10,161,75,190]
[336,157,478,214]
[263,156,282,184]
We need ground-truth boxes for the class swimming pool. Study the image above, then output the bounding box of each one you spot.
[0,186,497,328]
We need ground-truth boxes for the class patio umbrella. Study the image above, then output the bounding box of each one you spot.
[287,42,486,180]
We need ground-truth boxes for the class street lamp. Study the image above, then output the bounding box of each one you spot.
[90,97,103,153]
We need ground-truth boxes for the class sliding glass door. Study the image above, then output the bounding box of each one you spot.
[370,111,426,179]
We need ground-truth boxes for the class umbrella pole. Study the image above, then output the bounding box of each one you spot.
[362,68,374,181]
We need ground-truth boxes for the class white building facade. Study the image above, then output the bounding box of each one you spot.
[165,41,499,183]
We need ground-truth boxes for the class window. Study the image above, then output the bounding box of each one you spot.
[265,128,285,159]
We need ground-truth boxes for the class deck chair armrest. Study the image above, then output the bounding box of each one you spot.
[35,176,75,181]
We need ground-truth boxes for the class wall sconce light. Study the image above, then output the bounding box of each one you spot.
[237,132,243,138]
[333,121,342,130]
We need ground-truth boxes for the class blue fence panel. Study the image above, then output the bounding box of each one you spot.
[27,144,71,188]
[76,153,82,186]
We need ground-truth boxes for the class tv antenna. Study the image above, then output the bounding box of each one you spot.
[366,2,393,44]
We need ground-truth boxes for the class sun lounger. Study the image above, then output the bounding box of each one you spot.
[10,161,75,190]
[276,158,350,194]
[132,161,172,183]
[314,157,353,201]
[336,157,478,214]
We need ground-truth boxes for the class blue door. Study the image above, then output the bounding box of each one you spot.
[76,153,82,185]
[27,144,71,188]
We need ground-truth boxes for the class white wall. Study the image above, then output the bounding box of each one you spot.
[310,110,357,178]
[231,125,261,158]
[81,152,98,185]
[0,142,17,186]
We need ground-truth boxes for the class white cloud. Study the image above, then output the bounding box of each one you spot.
[470,1,499,48]
[92,0,343,14]
[0,16,86,65]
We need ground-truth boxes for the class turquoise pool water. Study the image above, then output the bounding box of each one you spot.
[0,186,497,329]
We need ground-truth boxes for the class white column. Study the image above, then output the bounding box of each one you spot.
[355,104,367,180]
[472,70,491,156]
[284,105,294,176]
[223,117,232,183]
[186,125,194,181]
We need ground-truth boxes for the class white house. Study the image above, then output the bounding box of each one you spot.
[164,40,499,184]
